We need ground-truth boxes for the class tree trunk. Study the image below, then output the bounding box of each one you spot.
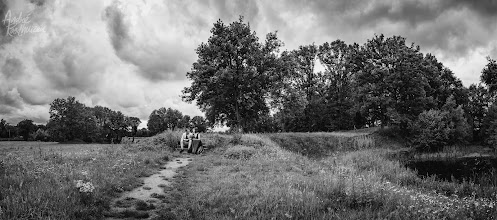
[235,102,243,133]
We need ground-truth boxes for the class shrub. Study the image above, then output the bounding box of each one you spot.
[410,96,470,152]
[152,130,182,149]
[411,109,451,152]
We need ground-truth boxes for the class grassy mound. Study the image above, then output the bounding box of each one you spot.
[267,132,375,158]
[164,133,496,220]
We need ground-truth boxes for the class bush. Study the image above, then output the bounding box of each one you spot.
[29,129,51,141]
[153,130,182,149]
[411,109,470,152]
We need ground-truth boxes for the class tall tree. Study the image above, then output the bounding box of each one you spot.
[0,119,6,138]
[481,56,497,95]
[354,35,430,129]
[17,119,36,141]
[147,109,164,135]
[128,117,141,142]
[182,17,281,132]
[466,84,489,141]
[178,115,191,129]
[191,116,208,133]
[318,40,355,130]
[164,108,182,131]
[47,96,96,142]
[269,51,308,132]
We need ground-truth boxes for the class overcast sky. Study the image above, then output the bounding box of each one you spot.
[1,0,497,127]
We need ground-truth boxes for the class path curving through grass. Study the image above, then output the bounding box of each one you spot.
[105,157,193,219]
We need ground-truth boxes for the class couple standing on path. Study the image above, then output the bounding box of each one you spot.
[180,127,203,154]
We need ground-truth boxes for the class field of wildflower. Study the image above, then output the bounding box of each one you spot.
[1,131,496,219]
[0,133,181,219]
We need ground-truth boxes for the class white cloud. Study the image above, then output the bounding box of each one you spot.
[0,0,496,127]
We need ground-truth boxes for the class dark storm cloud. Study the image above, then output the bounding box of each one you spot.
[450,0,497,17]
[280,0,497,58]
[103,1,194,81]
[104,1,129,52]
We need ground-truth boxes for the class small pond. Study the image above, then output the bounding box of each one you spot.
[405,156,497,184]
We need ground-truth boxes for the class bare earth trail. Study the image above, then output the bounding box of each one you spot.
[105,157,193,219]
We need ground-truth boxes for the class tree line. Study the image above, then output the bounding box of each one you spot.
[0,97,145,143]
[1,96,209,143]
[146,107,208,135]
[183,17,497,151]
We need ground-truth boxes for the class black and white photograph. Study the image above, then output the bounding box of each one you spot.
[1,0,497,219]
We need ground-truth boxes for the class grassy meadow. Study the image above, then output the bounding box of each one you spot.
[1,131,496,219]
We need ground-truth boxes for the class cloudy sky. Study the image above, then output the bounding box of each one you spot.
[1,0,497,127]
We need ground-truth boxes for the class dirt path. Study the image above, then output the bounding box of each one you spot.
[105,157,192,219]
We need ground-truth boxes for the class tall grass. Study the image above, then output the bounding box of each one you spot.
[165,133,497,219]
[0,131,230,219]
[2,131,496,219]
[0,141,172,219]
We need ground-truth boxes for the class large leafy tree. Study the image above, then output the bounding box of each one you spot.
[466,84,490,141]
[270,51,308,132]
[354,35,431,129]
[147,107,185,134]
[481,56,497,95]
[178,115,191,129]
[147,109,164,135]
[164,108,183,131]
[0,119,7,138]
[127,117,141,142]
[17,119,37,141]
[318,40,356,130]
[182,17,281,132]
[47,96,97,142]
[191,116,208,133]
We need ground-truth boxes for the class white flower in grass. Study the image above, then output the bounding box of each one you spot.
[74,180,95,193]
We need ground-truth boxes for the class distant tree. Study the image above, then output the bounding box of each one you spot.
[354,35,430,131]
[466,84,490,142]
[183,16,282,132]
[293,44,319,102]
[270,51,308,132]
[17,119,37,141]
[147,107,185,134]
[178,115,191,129]
[0,119,6,138]
[147,109,164,135]
[47,96,97,142]
[5,124,17,138]
[107,110,128,143]
[136,128,151,137]
[164,108,182,131]
[318,40,355,130]
[190,116,208,133]
[245,113,279,133]
[128,117,141,142]
[481,56,497,95]
[411,96,470,152]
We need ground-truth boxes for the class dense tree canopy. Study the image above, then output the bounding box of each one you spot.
[183,16,282,132]
[47,96,140,143]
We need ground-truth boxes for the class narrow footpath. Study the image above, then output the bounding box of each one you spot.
[105,157,192,219]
